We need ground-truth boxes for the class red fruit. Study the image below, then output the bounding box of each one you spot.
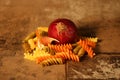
[48,18,77,44]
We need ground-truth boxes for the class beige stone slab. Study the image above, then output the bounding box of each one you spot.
[66,54,120,80]
[0,50,65,80]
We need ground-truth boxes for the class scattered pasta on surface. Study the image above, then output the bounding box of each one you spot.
[48,44,72,52]
[77,39,96,58]
[77,39,96,48]
[84,37,98,42]
[24,47,50,61]
[36,55,53,64]
[41,58,63,66]
[22,27,98,66]
[55,51,79,62]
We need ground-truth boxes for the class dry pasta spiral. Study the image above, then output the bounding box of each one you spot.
[78,39,96,48]
[55,51,79,62]
[48,44,72,52]
[36,55,53,64]
[78,40,95,58]
[41,58,63,66]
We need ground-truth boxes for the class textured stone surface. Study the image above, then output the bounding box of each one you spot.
[0,55,65,80]
[0,0,120,80]
[66,54,120,80]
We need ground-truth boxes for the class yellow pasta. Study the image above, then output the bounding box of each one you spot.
[78,48,85,57]
[83,37,98,43]
[28,39,36,50]
[33,47,50,55]
[24,47,51,61]
[24,52,35,61]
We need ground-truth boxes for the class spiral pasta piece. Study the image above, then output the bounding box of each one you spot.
[41,58,63,66]
[55,51,79,62]
[24,47,51,61]
[84,37,98,42]
[78,40,95,58]
[36,55,53,64]
[23,26,100,67]
[78,39,96,48]
[48,44,72,52]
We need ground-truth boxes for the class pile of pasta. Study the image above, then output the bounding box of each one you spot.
[22,27,98,66]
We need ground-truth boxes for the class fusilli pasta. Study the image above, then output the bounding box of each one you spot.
[41,58,63,66]
[36,55,53,64]
[84,37,98,42]
[48,44,72,52]
[78,40,95,58]
[73,45,81,54]
[23,27,99,66]
[55,51,79,62]
[78,39,96,48]
[24,47,50,61]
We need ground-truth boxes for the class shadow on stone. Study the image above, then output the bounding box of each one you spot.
[77,16,102,54]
